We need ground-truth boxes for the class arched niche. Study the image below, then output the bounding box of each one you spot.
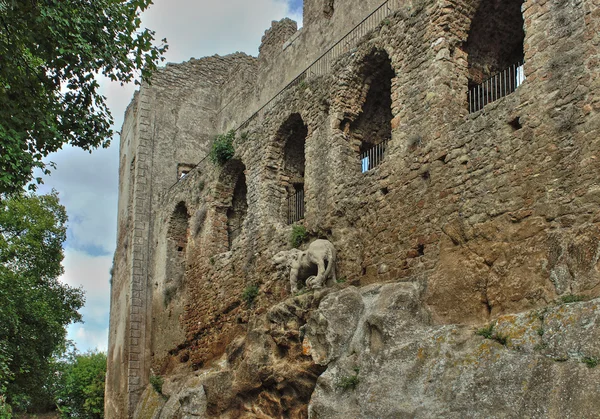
[463,0,525,88]
[276,113,308,223]
[216,159,248,250]
[165,202,189,301]
[344,49,394,172]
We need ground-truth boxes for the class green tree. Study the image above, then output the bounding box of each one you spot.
[0,192,84,412]
[0,0,167,195]
[55,351,107,419]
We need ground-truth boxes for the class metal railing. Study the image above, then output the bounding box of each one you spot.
[468,61,525,113]
[168,0,402,192]
[239,0,402,130]
[360,139,388,173]
[287,189,305,224]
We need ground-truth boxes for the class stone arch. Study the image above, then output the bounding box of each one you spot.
[275,113,308,223]
[165,201,189,295]
[215,159,248,250]
[463,0,525,88]
[342,48,395,171]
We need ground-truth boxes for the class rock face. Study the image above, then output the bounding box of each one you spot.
[106,0,600,416]
[134,291,331,418]
[306,284,600,418]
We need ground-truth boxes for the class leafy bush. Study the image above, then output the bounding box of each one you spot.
[0,395,11,419]
[0,192,84,411]
[475,324,495,339]
[242,284,259,308]
[475,323,508,346]
[582,357,599,369]
[290,225,307,248]
[337,367,360,391]
[149,374,164,395]
[209,130,235,165]
[56,351,107,418]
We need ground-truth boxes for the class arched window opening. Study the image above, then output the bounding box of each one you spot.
[464,0,525,112]
[227,170,248,248]
[278,113,307,224]
[348,50,394,173]
[165,202,189,304]
[177,163,194,180]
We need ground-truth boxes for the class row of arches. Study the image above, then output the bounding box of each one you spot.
[164,0,527,276]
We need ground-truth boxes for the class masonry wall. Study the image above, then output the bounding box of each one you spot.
[109,0,600,416]
[107,54,259,417]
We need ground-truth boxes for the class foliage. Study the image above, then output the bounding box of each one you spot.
[475,324,495,339]
[582,357,599,369]
[0,192,84,411]
[337,367,360,391]
[0,394,10,419]
[475,323,508,346]
[149,374,164,395]
[290,225,307,249]
[0,0,168,195]
[209,130,236,166]
[242,284,259,308]
[560,294,586,304]
[294,288,309,297]
[55,351,107,418]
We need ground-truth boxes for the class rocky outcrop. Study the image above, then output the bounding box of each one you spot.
[305,284,600,418]
[134,291,334,418]
[134,282,600,418]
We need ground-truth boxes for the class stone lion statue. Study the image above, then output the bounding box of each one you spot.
[273,239,337,293]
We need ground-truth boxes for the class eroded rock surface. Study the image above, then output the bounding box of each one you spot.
[305,284,600,419]
[135,291,332,418]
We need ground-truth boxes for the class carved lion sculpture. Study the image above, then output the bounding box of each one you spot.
[272,239,337,293]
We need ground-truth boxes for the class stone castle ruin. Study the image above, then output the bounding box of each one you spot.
[107,0,600,417]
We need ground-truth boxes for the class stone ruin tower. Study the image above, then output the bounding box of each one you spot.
[107,0,600,417]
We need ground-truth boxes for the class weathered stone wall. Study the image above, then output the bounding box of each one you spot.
[109,0,600,417]
[108,53,262,417]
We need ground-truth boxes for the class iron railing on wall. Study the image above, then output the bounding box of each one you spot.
[468,61,525,113]
[239,0,403,131]
[287,189,305,224]
[360,138,389,173]
[169,0,402,192]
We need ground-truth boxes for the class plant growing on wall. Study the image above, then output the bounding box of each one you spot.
[209,130,236,165]
[242,284,259,308]
[290,225,307,248]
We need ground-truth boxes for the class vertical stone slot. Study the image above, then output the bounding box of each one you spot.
[463,0,525,90]
[323,0,334,18]
[349,50,394,170]
[227,169,248,248]
[165,202,189,304]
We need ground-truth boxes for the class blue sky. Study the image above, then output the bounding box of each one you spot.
[290,0,303,14]
[38,0,303,353]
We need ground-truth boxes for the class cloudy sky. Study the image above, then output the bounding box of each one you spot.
[37,0,304,353]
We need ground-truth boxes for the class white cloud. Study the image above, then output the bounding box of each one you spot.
[61,250,112,352]
[142,0,302,62]
[69,325,109,353]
